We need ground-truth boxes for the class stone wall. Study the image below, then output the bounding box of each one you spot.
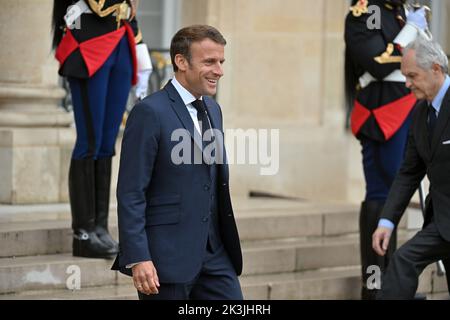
[0,0,365,204]
[181,0,362,202]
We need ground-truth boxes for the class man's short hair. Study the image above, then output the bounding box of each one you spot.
[170,25,226,72]
[404,36,449,74]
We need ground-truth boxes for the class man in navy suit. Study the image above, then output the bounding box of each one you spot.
[111,25,243,300]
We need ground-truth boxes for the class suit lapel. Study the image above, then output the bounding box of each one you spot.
[203,97,222,132]
[431,89,450,158]
[416,101,432,160]
[164,81,203,152]
[203,97,228,172]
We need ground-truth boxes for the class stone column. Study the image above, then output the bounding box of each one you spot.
[0,0,74,204]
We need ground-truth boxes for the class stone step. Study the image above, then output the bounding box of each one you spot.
[0,197,423,299]
[242,228,426,276]
[0,229,436,295]
[242,235,360,275]
[0,199,363,258]
[1,265,447,300]
[0,219,417,279]
[232,198,361,240]
[242,264,448,300]
[0,235,360,294]
[428,292,450,300]
[0,284,138,300]
[0,254,121,295]
[0,203,74,223]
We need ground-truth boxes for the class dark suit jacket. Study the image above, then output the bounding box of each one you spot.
[111,81,242,283]
[381,87,450,241]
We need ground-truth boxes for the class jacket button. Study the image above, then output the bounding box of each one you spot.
[204,185,210,191]
[202,217,209,222]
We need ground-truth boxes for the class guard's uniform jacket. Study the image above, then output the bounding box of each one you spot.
[55,0,142,84]
[345,0,416,142]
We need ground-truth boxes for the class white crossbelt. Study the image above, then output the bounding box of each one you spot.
[359,69,406,89]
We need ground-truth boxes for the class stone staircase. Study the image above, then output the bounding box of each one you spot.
[0,198,448,300]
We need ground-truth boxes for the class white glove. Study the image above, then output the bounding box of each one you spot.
[135,43,153,100]
[394,7,431,48]
[135,69,151,100]
[407,7,428,31]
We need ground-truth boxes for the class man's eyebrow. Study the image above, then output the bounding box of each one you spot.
[203,58,226,63]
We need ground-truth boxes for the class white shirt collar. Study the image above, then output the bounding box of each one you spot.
[431,75,450,115]
[171,76,202,106]
[171,77,204,133]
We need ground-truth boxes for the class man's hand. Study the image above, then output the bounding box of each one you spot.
[132,261,160,295]
[372,227,393,257]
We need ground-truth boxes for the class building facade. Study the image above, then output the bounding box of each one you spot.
[1,0,449,205]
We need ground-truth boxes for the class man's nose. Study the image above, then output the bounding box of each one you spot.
[405,79,412,89]
[214,63,224,77]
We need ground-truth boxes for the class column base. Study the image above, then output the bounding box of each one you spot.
[0,127,75,204]
[0,83,75,204]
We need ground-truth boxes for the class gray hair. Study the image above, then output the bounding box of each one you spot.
[404,36,449,74]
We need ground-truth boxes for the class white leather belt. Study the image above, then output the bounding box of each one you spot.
[359,69,406,89]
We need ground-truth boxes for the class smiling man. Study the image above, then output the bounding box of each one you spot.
[372,36,450,299]
[112,25,243,300]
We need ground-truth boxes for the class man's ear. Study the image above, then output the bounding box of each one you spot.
[174,54,188,72]
[432,63,442,74]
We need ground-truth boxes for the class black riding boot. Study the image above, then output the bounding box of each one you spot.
[94,157,118,253]
[360,200,397,300]
[69,158,117,259]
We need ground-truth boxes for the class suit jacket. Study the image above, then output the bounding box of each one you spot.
[111,81,243,283]
[381,87,450,241]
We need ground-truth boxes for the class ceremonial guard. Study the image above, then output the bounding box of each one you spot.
[52,0,152,258]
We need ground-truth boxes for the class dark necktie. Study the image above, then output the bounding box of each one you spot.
[192,99,215,164]
[191,99,211,141]
[428,103,437,144]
